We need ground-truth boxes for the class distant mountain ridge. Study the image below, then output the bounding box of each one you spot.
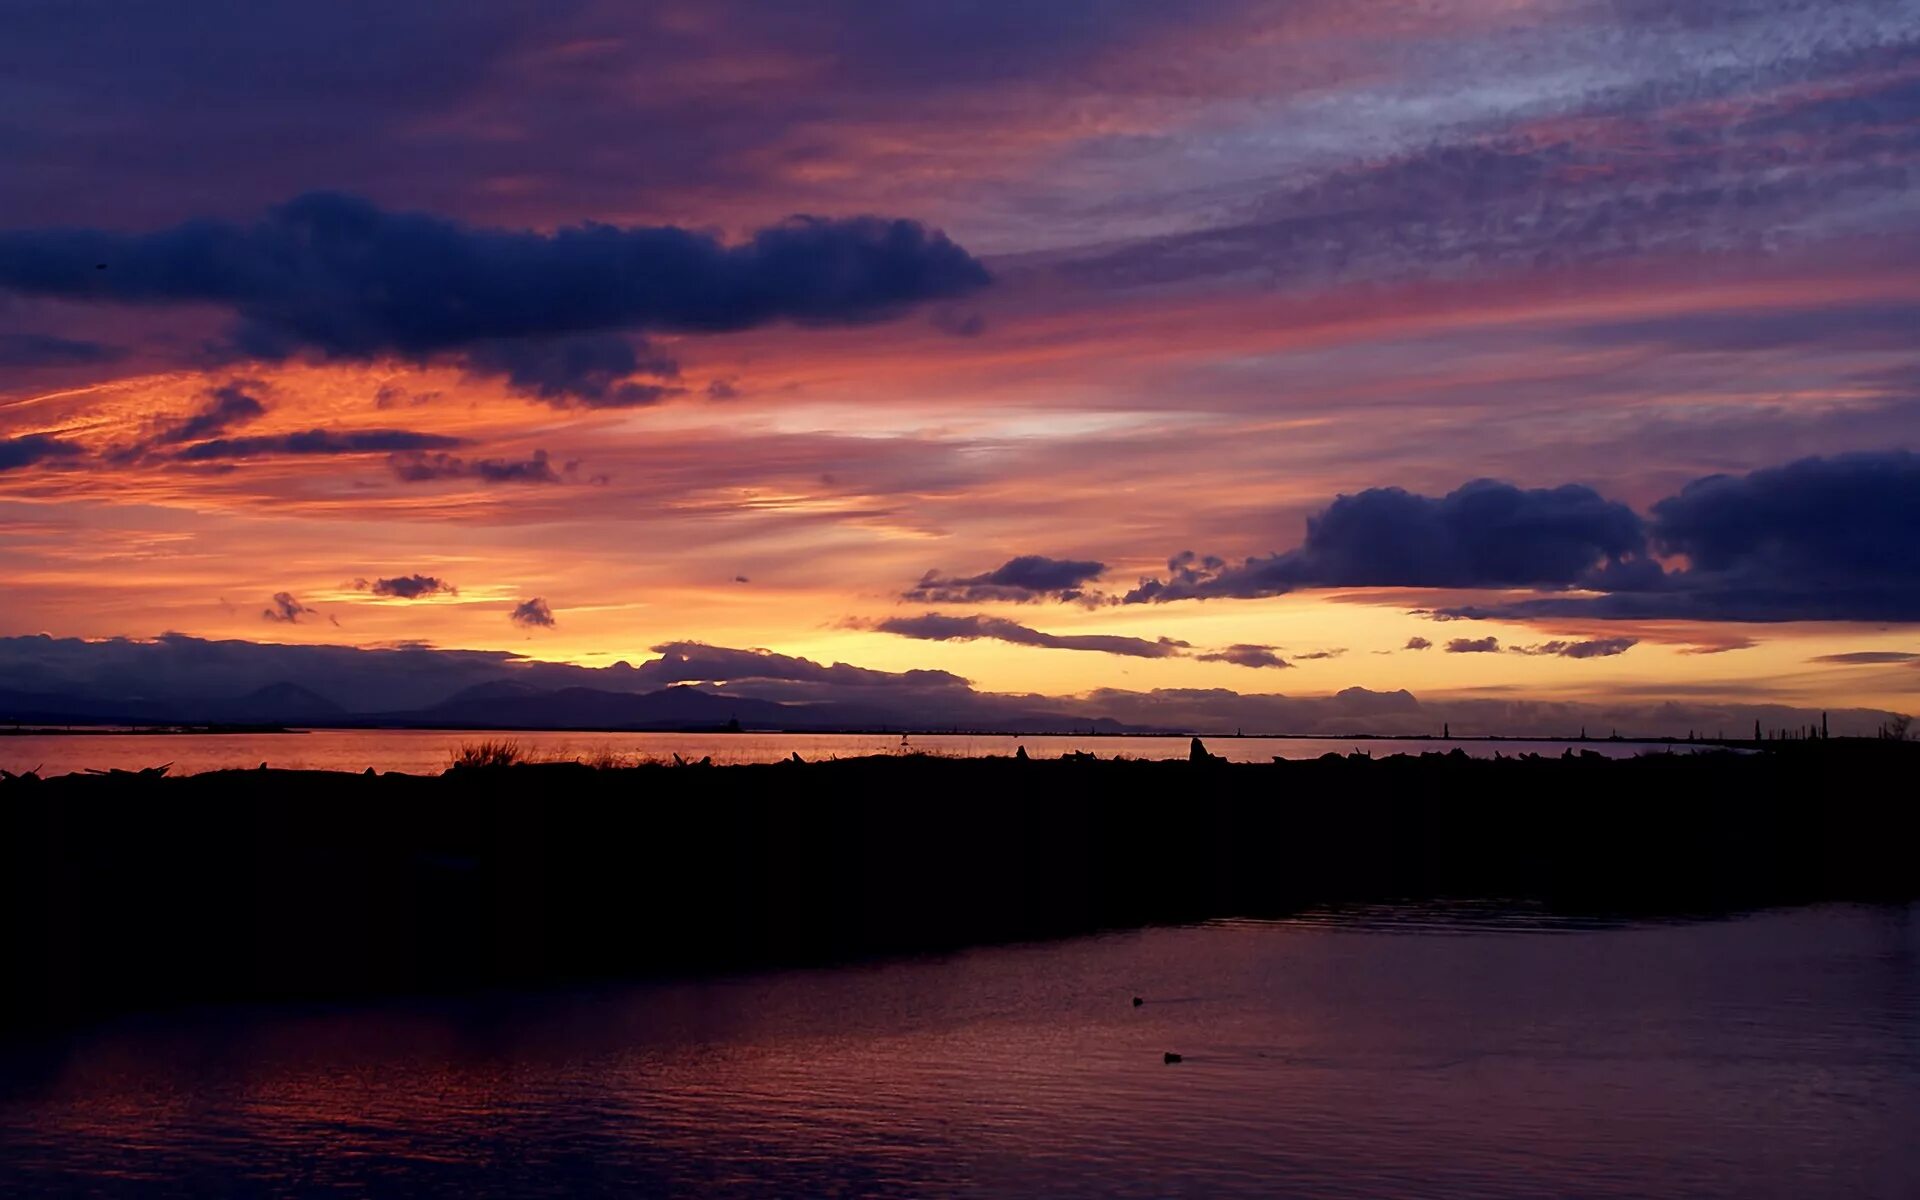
[220,682,346,724]
[0,679,1144,734]
[5,632,1901,738]
[0,681,345,727]
[388,683,798,731]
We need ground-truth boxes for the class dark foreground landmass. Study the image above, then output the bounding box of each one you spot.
[2,742,1915,1031]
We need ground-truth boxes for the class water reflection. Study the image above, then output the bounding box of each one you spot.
[2,905,1915,1197]
[3,729,1701,778]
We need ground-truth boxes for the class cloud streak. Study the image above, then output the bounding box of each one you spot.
[388,449,562,484]
[1509,638,1639,659]
[876,612,1188,659]
[175,429,465,462]
[875,616,1335,669]
[1195,644,1290,669]
[1809,650,1919,665]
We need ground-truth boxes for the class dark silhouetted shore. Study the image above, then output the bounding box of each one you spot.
[2,741,1915,1030]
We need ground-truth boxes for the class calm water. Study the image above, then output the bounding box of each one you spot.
[1,904,1914,1198]
[0,729,1694,777]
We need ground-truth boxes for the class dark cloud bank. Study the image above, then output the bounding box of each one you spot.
[0,193,990,405]
[0,433,85,471]
[0,634,1899,738]
[356,575,456,600]
[0,332,124,367]
[904,555,1106,604]
[261,593,318,624]
[1446,637,1503,655]
[1127,452,1920,623]
[510,598,556,628]
[148,382,267,446]
[1127,479,1645,602]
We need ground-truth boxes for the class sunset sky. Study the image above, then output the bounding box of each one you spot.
[3,1,1918,730]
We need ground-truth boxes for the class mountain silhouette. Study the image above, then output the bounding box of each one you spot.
[0,680,344,727]
[210,682,346,724]
[391,683,793,731]
[0,678,1148,734]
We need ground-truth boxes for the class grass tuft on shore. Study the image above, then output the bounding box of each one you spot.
[449,739,526,769]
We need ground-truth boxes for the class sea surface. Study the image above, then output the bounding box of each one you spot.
[0,729,1698,777]
[0,903,1912,1197]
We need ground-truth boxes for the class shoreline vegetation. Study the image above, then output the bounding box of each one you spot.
[3,739,1915,1031]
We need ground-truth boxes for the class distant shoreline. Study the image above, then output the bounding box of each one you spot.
[3,742,1913,1030]
[2,723,1760,745]
[0,724,297,737]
